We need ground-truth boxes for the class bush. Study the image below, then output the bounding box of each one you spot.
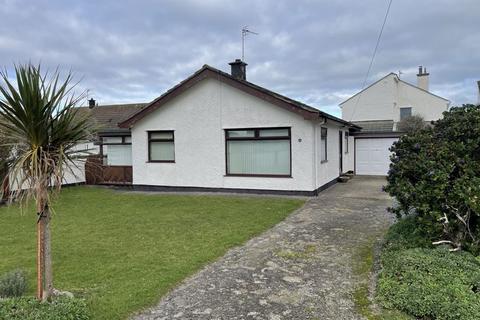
[396,114,427,133]
[385,105,480,254]
[0,296,90,320]
[382,215,433,253]
[377,247,480,320]
[0,269,27,298]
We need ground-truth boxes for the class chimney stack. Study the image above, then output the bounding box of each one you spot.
[416,65,430,91]
[229,59,248,81]
[88,98,96,109]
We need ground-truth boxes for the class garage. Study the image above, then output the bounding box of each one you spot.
[355,138,398,175]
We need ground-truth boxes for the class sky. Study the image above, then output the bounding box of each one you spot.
[0,0,478,117]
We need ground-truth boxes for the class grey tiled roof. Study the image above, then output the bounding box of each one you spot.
[352,120,394,132]
[75,103,147,133]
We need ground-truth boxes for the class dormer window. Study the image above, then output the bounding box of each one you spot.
[400,107,412,120]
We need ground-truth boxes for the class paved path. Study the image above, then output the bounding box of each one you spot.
[133,177,393,320]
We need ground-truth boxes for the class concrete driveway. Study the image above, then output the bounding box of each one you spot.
[133,177,393,320]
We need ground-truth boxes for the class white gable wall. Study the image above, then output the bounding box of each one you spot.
[130,78,349,192]
[341,73,449,123]
[341,74,397,122]
[396,81,449,122]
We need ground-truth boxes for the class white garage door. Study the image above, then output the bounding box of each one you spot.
[355,138,398,175]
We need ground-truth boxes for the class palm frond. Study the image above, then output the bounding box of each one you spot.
[0,63,96,205]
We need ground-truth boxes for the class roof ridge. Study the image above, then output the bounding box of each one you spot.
[339,73,397,106]
[397,78,450,102]
[119,64,360,129]
[340,72,449,106]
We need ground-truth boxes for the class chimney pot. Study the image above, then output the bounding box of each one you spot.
[416,65,430,91]
[229,59,248,81]
[88,98,96,109]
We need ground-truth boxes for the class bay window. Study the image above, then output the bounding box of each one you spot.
[225,127,291,177]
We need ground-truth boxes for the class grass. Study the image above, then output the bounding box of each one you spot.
[0,186,304,319]
[275,244,317,260]
[352,235,412,320]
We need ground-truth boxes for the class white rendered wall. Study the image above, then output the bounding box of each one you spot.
[341,74,397,122]
[396,81,449,122]
[341,74,449,123]
[8,142,99,191]
[131,78,348,192]
[312,124,354,189]
[62,142,99,185]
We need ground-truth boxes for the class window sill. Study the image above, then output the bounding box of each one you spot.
[321,160,328,164]
[225,174,292,178]
[147,160,175,163]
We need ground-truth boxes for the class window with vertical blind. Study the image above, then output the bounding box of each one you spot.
[225,128,291,177]
[148,131,175,162]
[320,127,328,162]
[101,136,132,166]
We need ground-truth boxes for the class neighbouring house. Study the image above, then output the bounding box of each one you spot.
[75,101,147,184]
[340,66,450,175]
[83,60,361,195]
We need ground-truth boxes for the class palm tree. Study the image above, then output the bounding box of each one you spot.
[0,64,95,300]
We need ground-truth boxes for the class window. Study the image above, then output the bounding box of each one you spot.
[101,136,132,166]
[148,131,175,162]
[320,127,328,162]
[344,132,349,154]
[225,127,291,177]
[400,107,412,120]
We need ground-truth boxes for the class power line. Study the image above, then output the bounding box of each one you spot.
[349,0,393,121]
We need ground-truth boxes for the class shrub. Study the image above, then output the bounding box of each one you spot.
[377,247,480,320]
[0,269,27,298]
[382,215,433,253]
[396,114,427,133]
[385,105,480,254]
[0,296,90,320]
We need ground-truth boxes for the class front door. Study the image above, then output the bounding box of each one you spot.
[339,131,343,174]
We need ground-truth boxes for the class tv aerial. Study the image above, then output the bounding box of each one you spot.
[242,26,258,61]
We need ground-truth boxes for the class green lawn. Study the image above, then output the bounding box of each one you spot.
[0,186,304,319]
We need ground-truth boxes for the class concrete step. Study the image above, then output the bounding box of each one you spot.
[337,175,350,183]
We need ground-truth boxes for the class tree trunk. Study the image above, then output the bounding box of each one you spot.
[36,198,52,301]
[43,205,53,300]
[36,210,45,301]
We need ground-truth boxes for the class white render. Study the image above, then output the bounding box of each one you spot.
[130,77,354,193]
[62,142,99,185]
[8,142,98,191]
[340,73,449,124]
[355,138,398,175]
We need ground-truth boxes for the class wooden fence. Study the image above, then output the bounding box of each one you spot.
[85,155,132,185]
